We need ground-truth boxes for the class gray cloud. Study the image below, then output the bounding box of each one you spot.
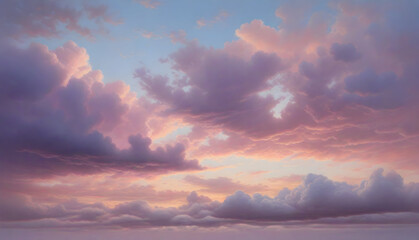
[1,169,418,228]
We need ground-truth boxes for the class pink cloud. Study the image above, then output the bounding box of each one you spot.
[0,0,121,40]
[1,0,419,233]
[136,42,287,138]
[137,0,161,9]
[1,169,418,227]
[184,175,267,194]
[84,4,123,25]
[141,30,162,39]
[197,10,229,28]
[0,41,202,180]
[136,0,419,170]
[0,174,189,205]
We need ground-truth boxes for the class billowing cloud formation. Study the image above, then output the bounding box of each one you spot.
[215,169,419,221]
[1,169,418,228]
[138,0,419,168]
[1,0,419,235]
[0,41,201,178]
[0,0,121,40]
[136,42,286,137]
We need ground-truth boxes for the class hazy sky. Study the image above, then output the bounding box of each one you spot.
[1,0,419,239]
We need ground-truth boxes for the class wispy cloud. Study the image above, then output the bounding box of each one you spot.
[184,175,267,194]
[197,10,229,28]
[137,0,161,9]
[0,0,122,40]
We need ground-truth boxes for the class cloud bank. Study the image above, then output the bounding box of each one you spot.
[1,169,418,228]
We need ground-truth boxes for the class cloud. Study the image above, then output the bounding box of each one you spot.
[84,4,123,26]
[1,169,418,228]
[330,42,361,62]
[138,29,189,46]
[215,169,419,221]
[137,0,161,9]
[169,30,188,44]
[0,0,121,40]
[0,41,202,179]
[136,41,286,138]
[141,30,162,39]
[197,10,229,28]
[184,175,266,194]
[343,69,406,109]
[0,175,189,205]
[2,0,419,233]
[137,0,419,169]
[269,174,304,188]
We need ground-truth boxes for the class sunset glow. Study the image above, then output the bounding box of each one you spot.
[1,1,419,239]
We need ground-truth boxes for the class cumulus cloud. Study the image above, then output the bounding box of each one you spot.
[1,0,419,233]
[0,41,202,179]
[137,0,419,169]
[136,42,287,138]
[215,169,419,221]
[1,169,418,228]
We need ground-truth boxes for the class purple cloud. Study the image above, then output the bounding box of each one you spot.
[0,41,202,179]
[136,42,288,138]
[0,169,418,228]
[0,0,121,40]
[137,0,419,169]
[330,43,361,62]
[215,169,419,221]
[184,175,267,194]
[137,0,161,9]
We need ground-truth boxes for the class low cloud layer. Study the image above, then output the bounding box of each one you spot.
[1,169,418,228]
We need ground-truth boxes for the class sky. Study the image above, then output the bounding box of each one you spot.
[0,0,419,239]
